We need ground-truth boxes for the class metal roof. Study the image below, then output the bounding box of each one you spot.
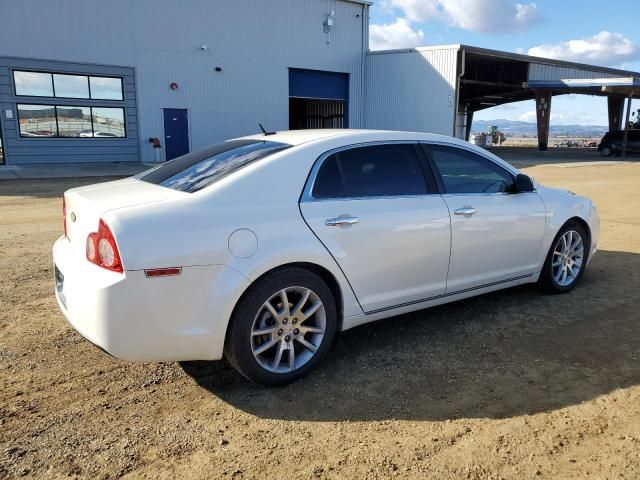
[369,44,640,79]
[460,45,640,78]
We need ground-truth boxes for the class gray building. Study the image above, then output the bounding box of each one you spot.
[0,0,638,167]
[0,0,370,165]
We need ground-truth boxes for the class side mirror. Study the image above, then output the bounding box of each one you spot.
[514,174,535,192]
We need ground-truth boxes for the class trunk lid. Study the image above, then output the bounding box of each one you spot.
[63,178,185,259]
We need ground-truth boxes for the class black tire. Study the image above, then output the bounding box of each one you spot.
[539,220,589,293]
[600,145,613,157]
[224,267,338,385]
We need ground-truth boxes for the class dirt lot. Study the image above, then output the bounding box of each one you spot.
[1,161,639,479]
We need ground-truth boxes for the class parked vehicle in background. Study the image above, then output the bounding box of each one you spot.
[598,129,640,157]
[53,130,600,385]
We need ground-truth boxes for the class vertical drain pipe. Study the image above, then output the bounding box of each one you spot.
[360,2,369,129]
[452,47,465,138]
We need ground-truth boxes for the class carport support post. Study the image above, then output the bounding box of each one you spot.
[621,93,633,159]
[607,96,625,132]
[535,89,552,151]
[465,110,474,142]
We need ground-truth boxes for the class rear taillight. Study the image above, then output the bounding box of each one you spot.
[86,219,123,273]
[63,196,67,238]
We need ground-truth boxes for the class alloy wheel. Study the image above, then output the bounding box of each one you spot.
[250,287,326,374]
[552,230,584,287]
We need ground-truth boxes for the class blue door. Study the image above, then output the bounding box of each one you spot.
[163,109,189,160]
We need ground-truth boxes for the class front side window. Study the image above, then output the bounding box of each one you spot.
[138,140,291,193]
[427,145,514,194]
[312,144,427,199]
[14,71,53,97]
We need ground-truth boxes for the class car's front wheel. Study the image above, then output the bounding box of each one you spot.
[224,267,337,385]
[600,145,613,157]
[539,221,589,293]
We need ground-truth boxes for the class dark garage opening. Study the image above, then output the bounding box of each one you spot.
[288,68,349,130]
[289,98,345,129]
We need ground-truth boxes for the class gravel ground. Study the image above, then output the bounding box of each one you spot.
[1,162,639,479]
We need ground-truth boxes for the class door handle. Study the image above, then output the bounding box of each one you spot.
[325,215,359,227]
[454,206,478,216]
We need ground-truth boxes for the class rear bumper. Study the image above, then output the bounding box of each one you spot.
[53,236,250,362]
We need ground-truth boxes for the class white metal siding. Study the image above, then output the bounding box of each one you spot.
[528,63,620,81]
[0,0,366,162]
[365,47,458,135]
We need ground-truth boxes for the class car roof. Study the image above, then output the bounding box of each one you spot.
[237,129,464,146]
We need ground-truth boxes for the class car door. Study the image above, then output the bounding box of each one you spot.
[300,143,451,313]
[423,143,546,293]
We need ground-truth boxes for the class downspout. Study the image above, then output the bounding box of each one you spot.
[360,3,369,128]
[452,46,465,137]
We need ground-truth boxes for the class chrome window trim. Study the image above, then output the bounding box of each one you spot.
[300,140,436,203]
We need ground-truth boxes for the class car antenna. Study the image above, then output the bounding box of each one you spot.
[258,123,276,136]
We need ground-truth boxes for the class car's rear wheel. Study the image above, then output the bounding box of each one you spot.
[224,267,337,385]
[539,221,589,293]
[600,145,613,157]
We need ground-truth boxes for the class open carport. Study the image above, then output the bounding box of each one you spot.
[457,46,640,153]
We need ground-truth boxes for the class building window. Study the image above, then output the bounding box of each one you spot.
[17,104,57,137]
[90,76,123,100]
[91,107,126,137]
[17,104,126,138]
[14,71,54,97]
[13,71,123,101]
[57,106,92,137]
[53,74,90,99]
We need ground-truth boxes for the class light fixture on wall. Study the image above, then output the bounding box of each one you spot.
[324,11,335,44]
[169,82,178,91]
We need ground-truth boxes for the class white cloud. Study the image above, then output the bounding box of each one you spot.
[528,31,640,66]
[369,17,425,50]
[518,111,537,123]
[518,109,606,125]
[380,0,543,33]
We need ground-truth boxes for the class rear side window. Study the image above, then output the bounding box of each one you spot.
[312,144,427,199]
[427,145,514,194]
[138,140,290,193]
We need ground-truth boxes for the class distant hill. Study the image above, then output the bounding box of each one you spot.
[471,119,607,138]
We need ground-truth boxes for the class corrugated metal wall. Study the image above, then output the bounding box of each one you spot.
[528,63,621,81]
[0,57,138,164]
[365,47,459,135]
[0,0,366,163]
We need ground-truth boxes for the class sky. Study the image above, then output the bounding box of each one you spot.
[369,0,640,126]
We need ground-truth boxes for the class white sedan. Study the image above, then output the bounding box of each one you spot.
[53,130,600,385]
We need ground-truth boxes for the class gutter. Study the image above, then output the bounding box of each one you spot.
[452,46,465,137]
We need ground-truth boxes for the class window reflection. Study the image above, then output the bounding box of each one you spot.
[91,108,125,137]
[90,77,123,100]
[57,106,92,137]
[14,71,54,97]
[53,74,89,99]
[18,105,58,137]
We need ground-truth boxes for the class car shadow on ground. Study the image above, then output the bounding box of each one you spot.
[181,249,640,422]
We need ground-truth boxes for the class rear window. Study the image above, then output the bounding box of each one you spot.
[137,139,290,193]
